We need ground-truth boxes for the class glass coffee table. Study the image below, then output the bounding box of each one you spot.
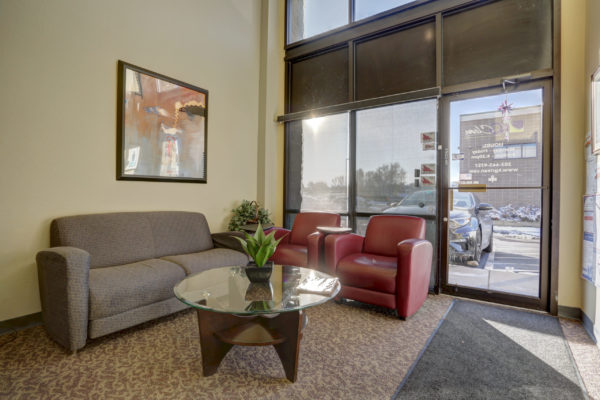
[174,264,340,382]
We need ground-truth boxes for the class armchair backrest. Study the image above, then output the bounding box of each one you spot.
[363,215,426,257]
[290,212,341,246]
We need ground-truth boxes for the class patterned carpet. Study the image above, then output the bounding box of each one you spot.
[560,318,600,399]
[0,295,452,400]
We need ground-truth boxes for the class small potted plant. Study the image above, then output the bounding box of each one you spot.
[232,223,286,283]
[228,200,273,232]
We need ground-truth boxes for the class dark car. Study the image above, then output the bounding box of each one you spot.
[383,190,494,266]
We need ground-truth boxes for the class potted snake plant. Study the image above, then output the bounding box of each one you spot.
[232,223,286,283]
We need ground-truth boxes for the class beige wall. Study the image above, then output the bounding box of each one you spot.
[257,0,285,226]
[558,0,586,309]
[0,0,264,321]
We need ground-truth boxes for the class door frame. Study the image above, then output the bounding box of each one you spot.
[438,79,553,311]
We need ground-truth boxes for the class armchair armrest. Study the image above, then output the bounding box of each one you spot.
[306,231,325,269]
[324,233,364,276]
[36,246,90,352]
[269,227,291,244]
[396,239,433,317]
[212,231,246,254]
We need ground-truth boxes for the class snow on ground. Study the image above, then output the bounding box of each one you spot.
[493,226,541,240]
[488,204,541,222]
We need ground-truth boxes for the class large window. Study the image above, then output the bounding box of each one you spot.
[356,100,437,214]
[283,0,555,306]
[299,115,349,213]
[355,0,417,21]
[287,0,426,44]
[287,0,349,44]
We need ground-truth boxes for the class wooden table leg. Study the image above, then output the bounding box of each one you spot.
[196,309,237,376]
[269,310,303,382]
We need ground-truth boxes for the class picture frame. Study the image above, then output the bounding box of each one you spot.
[592,65,600,154]
[117,60,208,182]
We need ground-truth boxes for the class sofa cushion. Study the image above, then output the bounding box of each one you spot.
[162,248,248,275]
[146,212,214,258]
[337,253,397,294]
[88,259,186,320]
[51,213,156,268]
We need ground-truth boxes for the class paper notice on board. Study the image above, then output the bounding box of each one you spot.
[583,195,596,284]
[582,195,600,287]
[586,132,600,195]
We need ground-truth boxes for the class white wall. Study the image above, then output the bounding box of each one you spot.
[0,0,263,321]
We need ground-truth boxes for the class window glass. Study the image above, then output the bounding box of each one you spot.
[290,47,349,112]
[355,0,417,21]
[450,90,543,188]
[443,0,552,86]
[356,99,437,214]
[355,22,436,100]
[493,147,507,160]
[287,0,349,44]
[522,143,537,158]
[506,145,522,159]
[300,114,349,213]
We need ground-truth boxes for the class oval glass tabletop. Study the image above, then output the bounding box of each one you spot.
[174,265,340,315]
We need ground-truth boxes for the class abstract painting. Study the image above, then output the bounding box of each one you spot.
[117,61,208,182]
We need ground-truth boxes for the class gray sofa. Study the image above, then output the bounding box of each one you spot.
[36,211,248,352]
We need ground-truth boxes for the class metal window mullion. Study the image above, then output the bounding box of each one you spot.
[349,111,357,231]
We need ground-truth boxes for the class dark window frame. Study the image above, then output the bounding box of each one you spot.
[282,0,560,314]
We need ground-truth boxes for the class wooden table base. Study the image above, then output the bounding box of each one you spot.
[196,309,304,382]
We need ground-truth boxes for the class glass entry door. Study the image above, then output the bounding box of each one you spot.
[441,82,551,309]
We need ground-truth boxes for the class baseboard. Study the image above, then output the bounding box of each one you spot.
[582,311,597,344]
[558,305,582,320]
[0,312,42,336]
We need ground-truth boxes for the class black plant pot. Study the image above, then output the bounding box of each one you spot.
[245,261,273,283]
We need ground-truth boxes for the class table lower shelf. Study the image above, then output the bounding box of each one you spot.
[196,309,305,382]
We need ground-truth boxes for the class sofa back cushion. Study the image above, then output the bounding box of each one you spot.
[146,212,213,258]
[51,211,213,268]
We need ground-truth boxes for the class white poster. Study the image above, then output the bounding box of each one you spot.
[585,133,600,195]
[582,195,600,286]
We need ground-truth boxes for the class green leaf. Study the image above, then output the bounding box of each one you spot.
[254,243,271,267]
[246,237,259,257]
[265,246,276,260]
[231,236,250,257]
[254,222,265,243]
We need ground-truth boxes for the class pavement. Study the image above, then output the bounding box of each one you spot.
[448,233,540,297]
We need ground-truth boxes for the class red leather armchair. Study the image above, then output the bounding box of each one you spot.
[269,212,341,269]
[324,215,432,319]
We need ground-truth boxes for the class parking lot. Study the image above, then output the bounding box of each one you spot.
[448,227,540,297]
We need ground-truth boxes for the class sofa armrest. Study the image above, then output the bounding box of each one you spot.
[269,227,291,244]
[306,231,325,269]
[36,246,90,352]
[324,233,364,276]
[396,239,433,317]
[212,231,247,254]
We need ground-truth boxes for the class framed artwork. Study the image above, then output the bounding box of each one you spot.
[117,60,208,182]
[592,65,600,154]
